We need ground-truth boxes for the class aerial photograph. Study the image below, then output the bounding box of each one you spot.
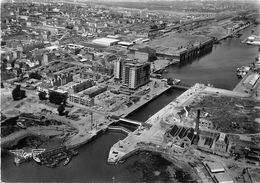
[1,0,260,182]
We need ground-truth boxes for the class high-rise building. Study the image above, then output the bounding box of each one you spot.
[114,58,123,80]
[122,62,150,89]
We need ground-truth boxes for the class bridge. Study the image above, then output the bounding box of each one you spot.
[119,118,142,126]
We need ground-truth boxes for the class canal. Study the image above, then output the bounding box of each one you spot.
[1,24,259,182]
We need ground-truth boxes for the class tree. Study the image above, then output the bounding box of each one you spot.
[1,82,4,88]
[57,103,65,116]
[29,72,42,80]
[49,90,68,105]
[38,91,47,100]
[1,58,7,71]
[12,85,26,100]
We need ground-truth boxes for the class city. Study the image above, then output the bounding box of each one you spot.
[1,0,260,182]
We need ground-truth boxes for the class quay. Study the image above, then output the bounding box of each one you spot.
[107,83,252,164]
[107,84,205,164]
[107,126,131,135]
[119,118,142,126]
[218,23,253,41]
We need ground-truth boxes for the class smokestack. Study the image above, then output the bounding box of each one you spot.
[195,109,200,135]
[90,112,93,130]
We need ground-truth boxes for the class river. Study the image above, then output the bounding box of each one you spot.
[1,24,259,182]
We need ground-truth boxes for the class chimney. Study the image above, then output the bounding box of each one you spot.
[195,109,200,135]
[90,112,93,130]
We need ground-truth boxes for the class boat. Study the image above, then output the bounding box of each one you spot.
[14,156,27,165]
[63,157,71,166]
[71,150,78,156]
[172,79,181,85]
[32,149,45,163]
[167,78,181,85]
[236,66,250,78]
[16,122,26,129]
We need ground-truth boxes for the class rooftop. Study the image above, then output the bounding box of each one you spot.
[92,38,120,46]
[206,162,225,173]
[141,33,211,55]
[213,173,234,183]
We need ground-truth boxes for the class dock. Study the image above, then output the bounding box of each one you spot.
[107,84,206,164]
[107,83,254,164]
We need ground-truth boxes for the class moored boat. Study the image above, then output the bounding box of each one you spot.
[63,157,71,166]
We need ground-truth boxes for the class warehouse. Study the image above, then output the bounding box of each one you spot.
[92,38,120,47]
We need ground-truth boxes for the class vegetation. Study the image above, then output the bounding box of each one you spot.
[190,95,260,134]
[12,85,26,101]
[49,91,68,105]
[38,91,47,100]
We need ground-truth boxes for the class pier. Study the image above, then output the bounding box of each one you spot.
[107,83,254,165]
[107,84,206,164]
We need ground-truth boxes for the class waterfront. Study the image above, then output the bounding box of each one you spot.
[1,132,193,182]
[164,24,260,90]
[1,24,259,182]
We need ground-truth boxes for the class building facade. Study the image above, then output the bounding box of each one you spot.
[122,62,150,89]
[69,93,94,107]
[71,79,95,93]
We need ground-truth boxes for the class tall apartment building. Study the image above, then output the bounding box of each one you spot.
[122,62,150,89]
[114,58,123,80]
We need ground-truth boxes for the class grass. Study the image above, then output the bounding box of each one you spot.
[190,95,260,134]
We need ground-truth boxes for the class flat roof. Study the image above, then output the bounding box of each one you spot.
[145,33,211,55]
[92,38,120,45]
[206,162,225,173]
[214,173,234,183]
[118,41,134,46]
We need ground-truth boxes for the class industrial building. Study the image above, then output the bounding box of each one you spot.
[92,38,120,47]
[134,33,213,62]
[122,62,150,89]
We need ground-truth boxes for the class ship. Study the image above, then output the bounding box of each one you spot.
[13,151,32,165]
[32,149,45,163]
[16,122,26,129]
[244,35,260,46]
[63,156,71,166]
[14,156,28,165]
[236,66,250,78]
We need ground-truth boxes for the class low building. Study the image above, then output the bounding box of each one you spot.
[213,173,234,183]
[69,93,94,106]
[83,85,108,98]
[70,80,95,93]
[169,124,195,149]
[243,73,260,89]
[213,133,229,155]
[92,38,120,47]
[80,69,101,80]
[205,162,225,173]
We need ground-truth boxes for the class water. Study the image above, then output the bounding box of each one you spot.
[1,132,140,182]
[127,88,186,121]
[163,25,260,90]
[1,24,259,182]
